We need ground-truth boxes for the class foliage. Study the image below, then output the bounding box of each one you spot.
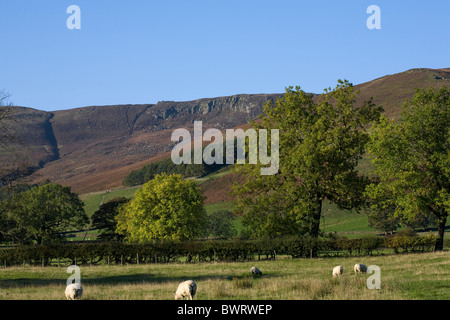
[0,180,51,201]
[0,183,88,244]
[116,173,207,241]
[122,156,228,187]
[365,86,450,250]
[205,210,237,239]
[383,233,437,253]
[0,235,441,267]
[232,80,383,242]
[366,190,401,234]
[90,197,130,241]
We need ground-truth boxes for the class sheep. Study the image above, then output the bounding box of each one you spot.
[354,263,368,274]
[174,280,197,300]
[65,283,83,300]
[332,265,343,277]
[250,266,262,276]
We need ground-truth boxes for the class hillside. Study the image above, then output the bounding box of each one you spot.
[8,94,282,193]
[353,67,450,119]
[4,67,450,195]
[178,68,450,205]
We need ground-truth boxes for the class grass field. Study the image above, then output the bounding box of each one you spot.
[0,251,448,300]
[2,169,449,301]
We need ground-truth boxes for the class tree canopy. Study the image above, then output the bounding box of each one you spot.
[365,86,449,250]
[205,210,237,239]
[0,183,88,244]
[116,173,206,242]
[232,80,383,244]
[91,196,130,241]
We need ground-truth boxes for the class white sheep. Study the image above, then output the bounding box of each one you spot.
[65,283,83,300]
[332,265,343,277]
[250,266,262,276]
[174,280,197,300]
[354,263,368,274]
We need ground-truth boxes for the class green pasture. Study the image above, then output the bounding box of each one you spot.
[0,251,448,300]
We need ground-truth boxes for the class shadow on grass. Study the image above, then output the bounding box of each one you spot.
[0,271,277,289]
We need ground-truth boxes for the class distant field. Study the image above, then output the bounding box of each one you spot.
[80,186,140,217]
[0,251,448,300]
[79,188,372,240]
[320,202,374,237]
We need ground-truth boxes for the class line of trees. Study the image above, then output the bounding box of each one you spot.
[0,233,440,267]
[122,152,229,187]
[0,175,237,245]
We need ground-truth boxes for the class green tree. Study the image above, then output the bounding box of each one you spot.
[364,180,401,234]
[0,183,88,244]
[367,207,401,235]
[116,173,206,241]
[91,196,129,241]
[232,81,383,246]
[205,210,237,239]
[365,86,449,251]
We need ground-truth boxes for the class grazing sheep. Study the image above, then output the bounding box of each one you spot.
[354,263,368,274]
[174,280,197,300]
[332,265,343,277]
[251,266,262,276]
[65,283,83,300]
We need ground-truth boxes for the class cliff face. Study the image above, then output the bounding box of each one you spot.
[5,67,450,194]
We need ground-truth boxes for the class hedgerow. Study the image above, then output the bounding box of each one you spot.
[0,234,442,267]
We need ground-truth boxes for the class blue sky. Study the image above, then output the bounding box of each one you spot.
[1,0,449,111]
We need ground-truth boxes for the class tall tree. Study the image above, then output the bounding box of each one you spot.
[232,80,383,245]
[365,86,449,250]
[205,210,237,239]
[116,173,206,241]
[0,183,88,244]
[91,196,129,241]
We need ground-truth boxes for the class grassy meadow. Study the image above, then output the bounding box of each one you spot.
[4,169,445,301]
[0,251,448,300]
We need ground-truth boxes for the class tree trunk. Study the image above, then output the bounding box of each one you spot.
[435,214,448,251]
[309,200,322,257]
[310,200,322,237]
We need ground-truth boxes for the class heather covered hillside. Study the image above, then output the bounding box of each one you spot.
[3,68,450,195]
